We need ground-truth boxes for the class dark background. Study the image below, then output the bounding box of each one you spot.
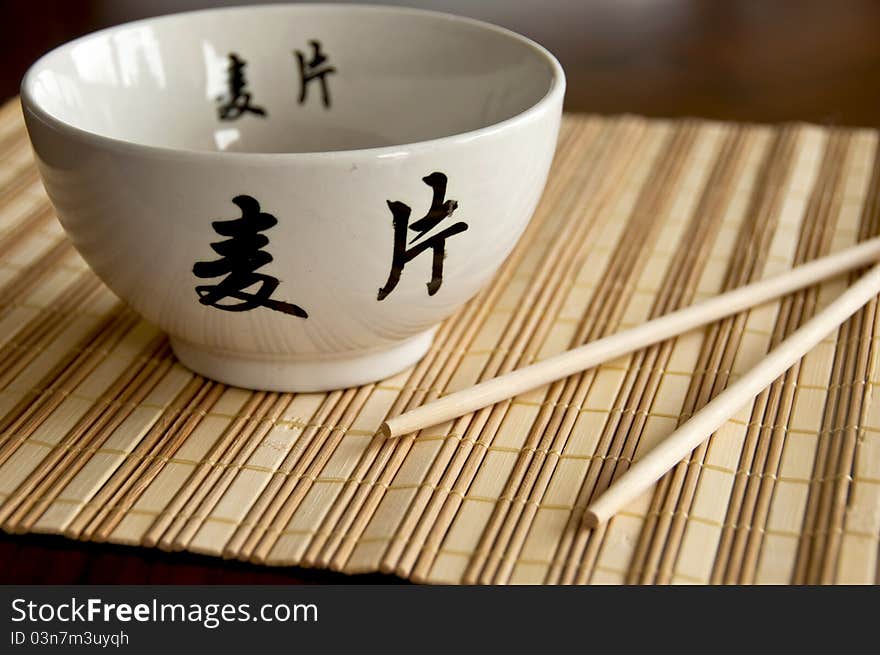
[1,0,879,584]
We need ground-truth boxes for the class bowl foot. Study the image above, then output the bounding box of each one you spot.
[169,329,436,392]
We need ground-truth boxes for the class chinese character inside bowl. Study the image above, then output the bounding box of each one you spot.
[21,5,565,391]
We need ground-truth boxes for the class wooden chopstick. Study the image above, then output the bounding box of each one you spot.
[381,237,880,438]
[583,261,880,527]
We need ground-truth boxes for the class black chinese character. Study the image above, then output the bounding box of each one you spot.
[217,53,267,120]
[377,173,468,301]
[294,40,336,108]
[194,195,307,318]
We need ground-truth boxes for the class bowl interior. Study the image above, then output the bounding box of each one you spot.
[24,5,558,153]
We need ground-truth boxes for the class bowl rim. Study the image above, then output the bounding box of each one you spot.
[20,3,566,161]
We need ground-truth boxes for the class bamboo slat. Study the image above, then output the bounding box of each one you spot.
[1,96,878,584]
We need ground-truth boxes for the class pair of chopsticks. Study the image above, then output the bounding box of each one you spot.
[381,237,880,527]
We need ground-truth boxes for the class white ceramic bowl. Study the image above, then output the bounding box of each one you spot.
[21,4,564,392]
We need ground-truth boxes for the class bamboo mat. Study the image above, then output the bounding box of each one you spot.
[2,97,879,585]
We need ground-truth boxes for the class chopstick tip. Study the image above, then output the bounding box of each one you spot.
[378,422,392,439]
[582,509,601,529]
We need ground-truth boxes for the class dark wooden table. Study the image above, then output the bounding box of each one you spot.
[2,0,879,584]
[0,533,404,584]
